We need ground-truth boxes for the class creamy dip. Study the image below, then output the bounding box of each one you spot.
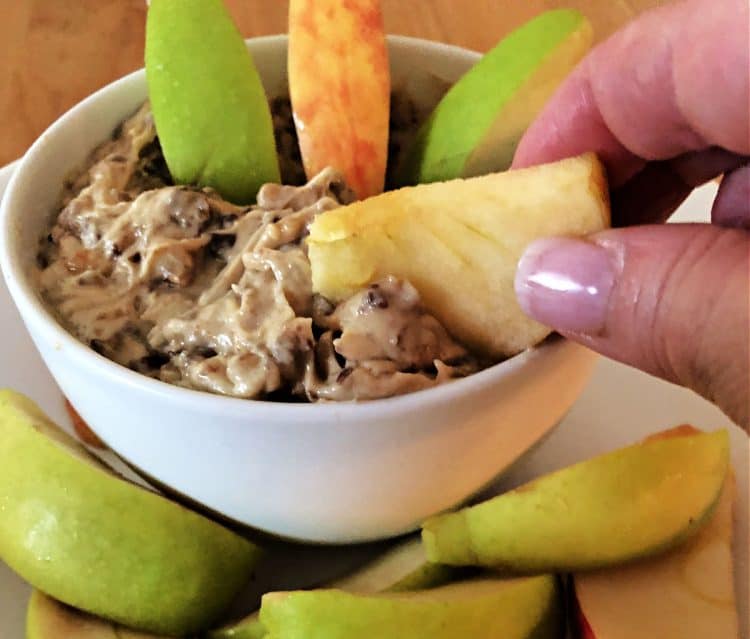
[37,101,481,401]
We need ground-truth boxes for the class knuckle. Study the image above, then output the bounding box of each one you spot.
[644,229,748,415]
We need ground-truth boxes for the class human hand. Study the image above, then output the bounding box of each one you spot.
[513,0,749,428]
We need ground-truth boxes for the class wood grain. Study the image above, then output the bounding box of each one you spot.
[0,0,664,166]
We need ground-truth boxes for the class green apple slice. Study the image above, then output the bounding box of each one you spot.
[328,536,461,594]
[0,389,261,636]
[146,0,280,203]
[396,9,593,185]
[209,614,267,639]
[26,590,167,639]
[260,575,563,639]
[211,536,462,638]
[422,429,730,572]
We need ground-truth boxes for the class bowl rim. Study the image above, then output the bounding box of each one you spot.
[0,33,570,423]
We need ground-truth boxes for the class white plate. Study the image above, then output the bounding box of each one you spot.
[0,161,746,638]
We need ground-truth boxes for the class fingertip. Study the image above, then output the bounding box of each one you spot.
[712,164,750,229]
[515,237,616,334]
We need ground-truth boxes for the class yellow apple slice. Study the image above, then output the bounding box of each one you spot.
[308,153,610,358]
[288,0,390,200]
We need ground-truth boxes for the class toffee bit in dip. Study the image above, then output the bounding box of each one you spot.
[37,101,482,402]
[362,285,389,311]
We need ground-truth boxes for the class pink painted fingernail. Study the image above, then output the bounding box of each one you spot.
[514,237,617,335]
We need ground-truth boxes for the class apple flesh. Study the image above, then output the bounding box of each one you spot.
[288,0,390,200]
[396,9,592,185]
[574,443,739,636]
[421,429,730,572]
[146,0,280,203]
[26,590,166,639]
[308,153,610,358]
[260,575,563,639]
[0,390,261,636]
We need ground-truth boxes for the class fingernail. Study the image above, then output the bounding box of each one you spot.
[515,237,617,334]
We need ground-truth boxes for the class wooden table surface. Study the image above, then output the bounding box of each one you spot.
[0,0,664,167]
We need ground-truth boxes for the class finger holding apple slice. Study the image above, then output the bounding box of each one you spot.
[288,0,390,200]
[308,153,611,358]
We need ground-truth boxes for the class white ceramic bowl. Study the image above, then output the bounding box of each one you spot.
[0,35,597,544]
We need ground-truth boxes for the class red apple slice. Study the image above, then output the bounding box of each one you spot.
[288,0,390,200]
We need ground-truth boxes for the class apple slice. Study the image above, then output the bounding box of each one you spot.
[578,612,596,639]
[209,615,267,639]
[260,575,563,639]
[0,390,261,636]
[288,0,390,199]
[308,153,610,358]
[396,9,593,185]
[573,429,739,638]
[421,429,730,572]
[146,0,280,203]
[64,397,106,449]
[26,590,166,639]
[211,536,461,638]
[329,536,462,594]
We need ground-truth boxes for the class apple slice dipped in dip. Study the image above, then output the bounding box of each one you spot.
[308,153,610,358]
[288,0,391,200]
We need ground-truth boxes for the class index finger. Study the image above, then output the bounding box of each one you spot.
[512,0,750,188]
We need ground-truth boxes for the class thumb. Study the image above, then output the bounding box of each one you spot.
[515,225,749,429]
